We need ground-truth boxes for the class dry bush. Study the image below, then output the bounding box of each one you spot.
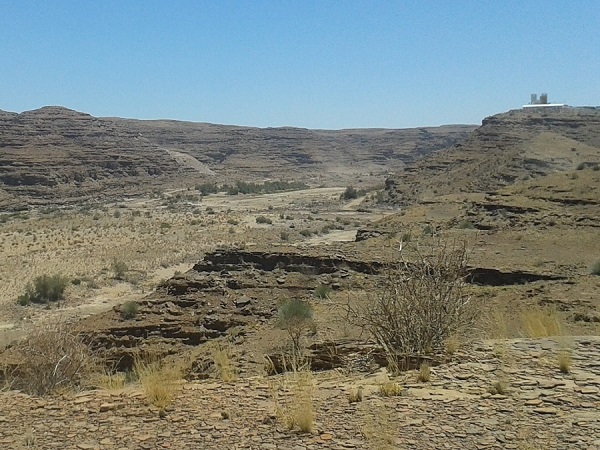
[134,356,182,410]
[348,239,476,367]
[2,321,94,396]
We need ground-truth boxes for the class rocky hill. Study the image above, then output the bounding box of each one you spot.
[384,107,600,205]
[0,106,475,209]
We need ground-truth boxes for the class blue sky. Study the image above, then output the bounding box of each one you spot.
[1,1,599,129]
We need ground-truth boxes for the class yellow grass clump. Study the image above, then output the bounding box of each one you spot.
[211,345,237,382]
[271,371,315,433]
[520,306,563,338]
[134,356,182,410]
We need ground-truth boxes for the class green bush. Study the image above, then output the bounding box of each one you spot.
[341,186,358,200]
[17,274,69,305]
[457,220,475,229]
[256,216,272,224]
[112,260,128,280]
[277,299,314,363]
[314,284,332,299]
[591,260,600,276]
[121,301,139,320]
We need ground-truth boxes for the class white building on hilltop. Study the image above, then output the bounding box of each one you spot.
[523,93,566,108]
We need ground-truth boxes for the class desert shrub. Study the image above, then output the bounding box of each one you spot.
[347,239,475,367]
[299,229,312,237]
[457,220,475,229]
[422,224,434,236]
[280,231,290,241]
[256,215,272,224]
[112,260,128,280]
[591,260,600,275]
[341,186,358,200]
[120,301,139,320]
[227,218,239,225]
[313,284,331,299]
[277,299,314,368]
[2,321,94,395]
[18,274,69,305]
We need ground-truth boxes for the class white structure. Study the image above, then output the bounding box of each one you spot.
[523,93,565,109]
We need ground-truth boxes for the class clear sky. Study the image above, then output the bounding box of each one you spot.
[1,1,599,129]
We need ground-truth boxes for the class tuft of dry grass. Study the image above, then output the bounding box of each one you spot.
[521,306,563,337]
[22,426,36,449]
[362,406,397,450]
[557,349,572,374]
[379,381,403,397]
[348,385,364,403]
[211,345,237,382]
[134,356,182,410]
[271,371,315,433]
[488,379,509,395]
[417,362,431,382]
[445,335,460,355]
[483,303,565,339]
[92,368,126,390]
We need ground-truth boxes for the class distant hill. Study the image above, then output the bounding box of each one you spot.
[0,106,475,208]
[384,107,600,205]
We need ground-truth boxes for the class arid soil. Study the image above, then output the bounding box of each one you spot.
[0,106,599,449]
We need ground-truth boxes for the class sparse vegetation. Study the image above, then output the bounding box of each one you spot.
[557,349,572,374]
[488,379,509,395]
[277,299,314,368]
[255,215,272,224]
[2,321,94,395]
[347,239,475,368]
[112,259,128,280]
[313,284,331,299]
[211,345,237,382]
[520,306,563,337]
[134,356,182,410]
[121,300,139,319]
[379,380,403,396]
[591,259,600,275]
[17,274,69,305]
[348,386,364,403]
[417,362,431,382]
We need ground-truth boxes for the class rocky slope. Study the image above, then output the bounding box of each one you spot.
[0,106,475,209]
[384,107,600,205]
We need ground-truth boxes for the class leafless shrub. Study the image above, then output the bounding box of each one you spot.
[3,321,95,396]
[347,238,477,368]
